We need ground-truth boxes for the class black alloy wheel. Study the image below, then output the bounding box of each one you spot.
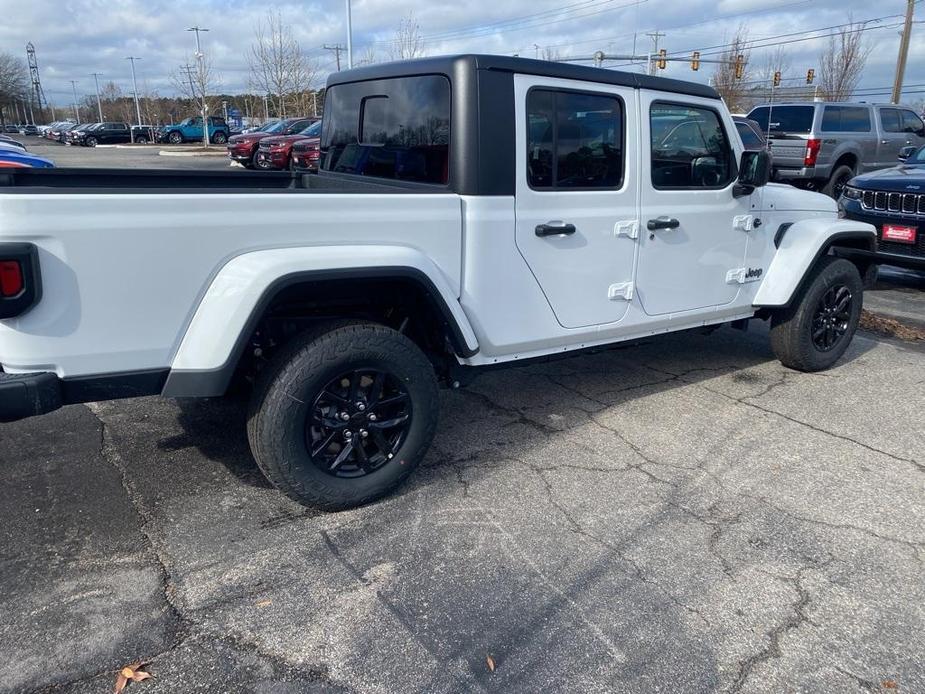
[811,284,853,352]
[307,369,412,478]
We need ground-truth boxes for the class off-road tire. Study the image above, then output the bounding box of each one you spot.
[212,131,228,144]
[247,321,439,511]
[822,164,854,199]
[770,256,863,372]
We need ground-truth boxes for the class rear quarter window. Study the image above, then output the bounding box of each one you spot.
[747,105,814,134]
[821,106,871,132]
[321,75,450,185]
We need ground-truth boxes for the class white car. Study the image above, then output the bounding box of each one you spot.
[0,55,876,510]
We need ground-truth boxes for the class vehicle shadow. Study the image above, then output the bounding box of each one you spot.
[161,323,876,492]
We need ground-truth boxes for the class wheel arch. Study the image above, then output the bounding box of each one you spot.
[162,248,479,398]
[753,219,876,308]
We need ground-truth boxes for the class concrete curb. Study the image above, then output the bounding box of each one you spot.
[158,149,228,158]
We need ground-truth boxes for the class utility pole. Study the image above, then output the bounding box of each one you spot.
[126,57,143,142]
[264,93,270,121]
[187,26,211,147]
[345,0,354,69]
[69,80,80,123]
[892,0,915,104]
[324,44,344,71]
[645,30,666,76]
[91,72,104,121]
[534,44,541,59]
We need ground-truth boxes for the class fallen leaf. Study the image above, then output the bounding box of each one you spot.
[882,681,899,690]
[114,661,152,693]
[486,654,496,672]
[256,599,273,608]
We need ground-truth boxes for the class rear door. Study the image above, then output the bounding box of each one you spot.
[514,75,639,329]
[820,105,875,170]
[637,94,751,315]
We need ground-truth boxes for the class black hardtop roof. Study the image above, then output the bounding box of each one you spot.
[326,54,720,100]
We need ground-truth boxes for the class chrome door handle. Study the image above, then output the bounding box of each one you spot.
[882,139,890,144]
[535,221,577,237]
[647,216,680,231]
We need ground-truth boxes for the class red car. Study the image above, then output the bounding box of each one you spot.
[290,136,322,172]
[226,117,316,168]
[254,120,321,170]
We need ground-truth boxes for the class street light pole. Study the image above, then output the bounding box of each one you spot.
[126,57,143,143]
[187,26,211,148]
[91,72,104,121]
[345,0,354,69]
[69,80,80,123]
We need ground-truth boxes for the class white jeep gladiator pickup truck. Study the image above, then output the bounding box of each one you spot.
[0,55,876,510]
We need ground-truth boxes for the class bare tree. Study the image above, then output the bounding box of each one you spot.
[819,17,872,101]
[357,46,378,67]
[0,53,29,125]
[389,13,424,61]
[249,10,305,118]
[541,47,562,62]
[710,26,752,113]
[170,54,221,117]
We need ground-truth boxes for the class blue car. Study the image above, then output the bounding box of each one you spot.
[0,149,55,168]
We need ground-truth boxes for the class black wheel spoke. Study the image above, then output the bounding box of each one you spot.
[811,283,853,352]
[369,414,409,430]
[306,367,412,479]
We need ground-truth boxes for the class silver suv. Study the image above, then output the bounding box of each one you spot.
[747,102,925,198]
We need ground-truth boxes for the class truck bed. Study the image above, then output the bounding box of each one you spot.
[0,168,442,194]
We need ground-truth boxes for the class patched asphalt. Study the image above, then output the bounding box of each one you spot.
[1,322,922,694]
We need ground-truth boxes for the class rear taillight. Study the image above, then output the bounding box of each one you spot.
[804,139,822,167]
[0,244,41,318]
[0,261,23,297]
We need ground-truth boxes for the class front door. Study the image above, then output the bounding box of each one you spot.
[636,94,752,316]
[514,75,639,329]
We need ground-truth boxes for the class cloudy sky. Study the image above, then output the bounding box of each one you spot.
[1,0,923,108]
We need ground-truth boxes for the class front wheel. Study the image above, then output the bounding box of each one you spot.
[247,321,439,511]
[168,131,183,145]
[823,164,854,199]
[85,136,97,147]
[770,257,863,371]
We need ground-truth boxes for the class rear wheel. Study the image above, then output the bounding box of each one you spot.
[212,131,227,144]
[135,135,149,145]
[770,256,863,371]
[247,321,439,511]
[823,164,854,199]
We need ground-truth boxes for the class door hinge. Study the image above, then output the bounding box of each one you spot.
[613,219,639,239]
[726,267,764,284]
[608,281,634,301]
[732,214,755,232]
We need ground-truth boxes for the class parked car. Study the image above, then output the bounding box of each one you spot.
[226,118,315,168]
[0,149,53,168]
[131,125,157,144]
[157,116,230,145]
[839,144,925,274]
[65,123,97,145]
[76,122,132,147]
[254,119,321,170]
[0,140,28,153]
[291,135,322,173]
[747,101,925,198]
[2,125,19,133]
[48,123,77,143]
[18,125,39,136]
[0,55,877,511]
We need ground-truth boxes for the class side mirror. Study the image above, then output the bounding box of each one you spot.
[898,145,918,162]
[734,149,771,197]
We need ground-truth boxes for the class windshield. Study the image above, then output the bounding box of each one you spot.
[747,105,815,134]
[262,120,287,134]
[907,147,925,164]
[299,120,322,136]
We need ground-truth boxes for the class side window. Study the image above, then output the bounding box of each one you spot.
[321,74,450,185]
[880,109,902,133]
[650,103,734,189]
[822,106,871,132]
[901,110,924,134]
[526,89,624,190]
[735,122,763,149]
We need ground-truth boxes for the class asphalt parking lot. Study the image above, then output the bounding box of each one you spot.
[2,134,924,694]
[1,322,923,694]
[13,136,236,171]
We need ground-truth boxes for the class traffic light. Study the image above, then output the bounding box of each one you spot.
[691,51,700,71]
[773,71,781,87]
[657,49,667,70]
[806,68,815,84]
[734,54,745,79]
